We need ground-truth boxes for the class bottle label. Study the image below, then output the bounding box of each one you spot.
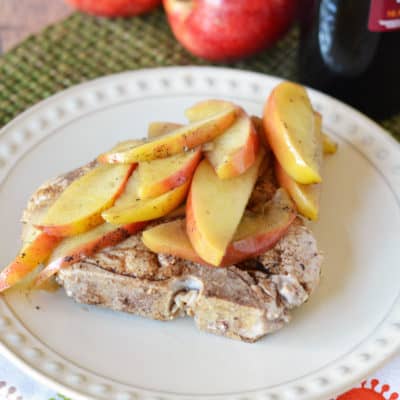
[369,0,400,31]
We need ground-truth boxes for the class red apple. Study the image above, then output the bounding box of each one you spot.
[66,0,161,17]
[163,0,297,61]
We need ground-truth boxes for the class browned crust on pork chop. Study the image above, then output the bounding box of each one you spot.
[23,162,323,342]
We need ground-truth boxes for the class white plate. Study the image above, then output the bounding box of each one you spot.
[0,67,400,400]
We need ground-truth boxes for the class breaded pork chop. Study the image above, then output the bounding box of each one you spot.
[22,163,322,342]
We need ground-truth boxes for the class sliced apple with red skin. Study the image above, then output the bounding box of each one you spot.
[222,188,296,265]
[102,170,190,224]
[143,190,295,267]
[186,100,259,178]
[274,113,323,220]
[275,160,320,221]
[186,150,264,266]
[142,219,209,266]
[205,113,259,179]
[36,163,135,237]
[0,230,62,292]
[137,147,201,199]
[147,122,183,138]
[35,221,147,287]
[98,105,238,163]
[263,81,322,184]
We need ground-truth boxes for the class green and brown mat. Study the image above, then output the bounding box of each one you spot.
[0,8,399,139]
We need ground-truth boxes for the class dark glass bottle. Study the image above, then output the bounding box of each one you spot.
[298,0,400,120]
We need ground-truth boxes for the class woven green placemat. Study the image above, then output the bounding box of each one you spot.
[0,8,399,139]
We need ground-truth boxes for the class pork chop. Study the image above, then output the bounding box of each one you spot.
[23,162,322,342]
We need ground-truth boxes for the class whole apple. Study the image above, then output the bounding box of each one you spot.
[66,0,162,17]
[163,0,297,61]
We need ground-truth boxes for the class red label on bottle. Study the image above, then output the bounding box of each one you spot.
[369,0,400,31]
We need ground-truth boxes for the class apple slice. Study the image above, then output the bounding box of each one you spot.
[186,100,259,179]
[222,188,296,265]
[0,230,61,292]
[102,170,190,224]
[147,122,183,138]
[98,106,238,163]
[35,221,146,287]
[274,112,322,220]
[275,160,320,221]
[322,132,338,155]
[185,99,237,122]
[142,219,208,265]
[137,147,201,199]
[36,163,135,237]
[263,81,322,184]
[205,113,259,179]
[187,150,264,266]
[143,189,295,268]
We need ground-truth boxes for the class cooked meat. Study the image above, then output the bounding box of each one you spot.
[55,220,321,342]
[23,164,323,342]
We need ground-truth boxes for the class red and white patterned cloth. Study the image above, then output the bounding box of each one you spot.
[0,353,399,400]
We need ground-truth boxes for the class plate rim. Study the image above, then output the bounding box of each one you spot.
[0,65,399,400]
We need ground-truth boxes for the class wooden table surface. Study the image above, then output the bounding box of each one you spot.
[0,0,72,53]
